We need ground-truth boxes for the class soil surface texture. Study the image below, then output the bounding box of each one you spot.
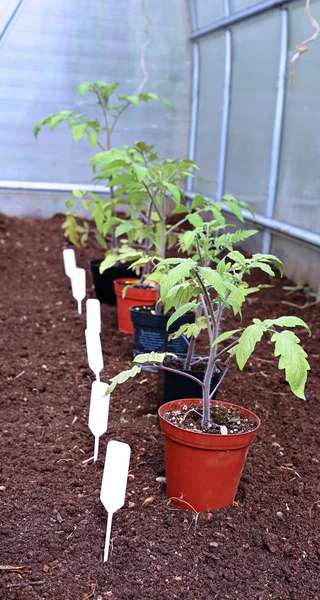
[0,214,319,600]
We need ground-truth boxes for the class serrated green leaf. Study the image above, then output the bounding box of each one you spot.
[236,322,266,369]
[253,253,284,276]
[166,183,181,204]
[191,194,206,209]
[133,165,148,181]
[228,250,247,266]
[170,321,203,340]
[166,302,197,330]
[133,352,167,364]
[252,261,275,277]
[106,364,142,394]
[160,260,196,299]
[78,82,91,97]
[187,213,204,227]
[88,131,99,148]
[61,215,80,247]
[214,230,258,251]
[125,94,140,105]
[224,196,244,223]
[198,267,226,298]
[99,252,119,273]
[271,330,310,399]
[72,189,85,198]
[49,114,64,130]
[172,204,189,215]
[115,222,137,237]
[94,232,107,249]
[212,329,242,348]
[71,123,87,142]
[263,316,311,335]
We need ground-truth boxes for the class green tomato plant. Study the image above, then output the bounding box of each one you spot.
[34,81,172,248]
[105,227,311,432]
[92,142,256,295]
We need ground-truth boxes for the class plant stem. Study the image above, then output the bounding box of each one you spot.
[209,365,229,400]
[201,344,216,429]
[214,338,239,361]
[200,295,212,345]
[194,269,217,327]
[160,365,204,388]
[142,182,162,221]
[165,207,205,237]
[110,101,130,135]
[184,303,202,370]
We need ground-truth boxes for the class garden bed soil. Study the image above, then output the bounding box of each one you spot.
[0,213,320,600]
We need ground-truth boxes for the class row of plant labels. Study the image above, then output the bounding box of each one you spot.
[63,249,130,562]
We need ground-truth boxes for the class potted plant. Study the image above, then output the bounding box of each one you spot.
[34,81,172,305]
[92,141,198,337]
[159,199,259,403]
[93,142,255,344]
[105,235,310,512]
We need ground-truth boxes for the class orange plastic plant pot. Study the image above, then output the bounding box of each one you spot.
[158,398,261,512]
[113,278,158,335]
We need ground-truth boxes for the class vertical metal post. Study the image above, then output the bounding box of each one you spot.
[216,0,232,201]
[187,0,200,193]
[262,7,288,254]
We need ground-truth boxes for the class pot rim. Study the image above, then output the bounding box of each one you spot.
[158,398,261,449]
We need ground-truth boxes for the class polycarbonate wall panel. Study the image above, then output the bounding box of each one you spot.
[0,0,191,184]
[230,0,262,11]
[193,34,225,195]
[271,236,320,292]
[195,1,224,28]
[224,13,280,213]
[276,0,320,234]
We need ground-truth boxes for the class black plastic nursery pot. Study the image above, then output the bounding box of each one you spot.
[130,305,195,356]
[160,357,222,406]
[89,259,131,306]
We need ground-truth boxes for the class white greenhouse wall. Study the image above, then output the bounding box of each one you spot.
[0,0,191,188]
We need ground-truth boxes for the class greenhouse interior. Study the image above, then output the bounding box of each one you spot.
[1,1,319,599]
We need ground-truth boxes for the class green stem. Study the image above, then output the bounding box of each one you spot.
[160,365,204,388]
[184,303,202,370]
[166,207,205,237]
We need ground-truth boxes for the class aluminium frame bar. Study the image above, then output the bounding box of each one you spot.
[0,181,111,194]
[263,7,289,254]
[191,0,300,41]
[216,0,232,201]
[186,0,200,192]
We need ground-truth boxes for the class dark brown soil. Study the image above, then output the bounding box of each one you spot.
[162,402,258,434]
[1,214,320,600]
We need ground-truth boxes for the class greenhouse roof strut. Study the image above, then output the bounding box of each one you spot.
[190,0,301,40]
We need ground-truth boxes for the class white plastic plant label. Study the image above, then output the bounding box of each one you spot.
[62,248,76,278]
[71,267,86,314]
[100,441,131,562]
[85,328,104,382]
[88,381,110,462]
[86,298,101,333]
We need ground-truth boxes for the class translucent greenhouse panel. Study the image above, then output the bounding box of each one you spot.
[0,0,190,184]
[224,13,280,214]
[276,1,320,234]
[194,0,224,28]
[193,34,225,196]
[271,236,320,291]
[230,0,264,12]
